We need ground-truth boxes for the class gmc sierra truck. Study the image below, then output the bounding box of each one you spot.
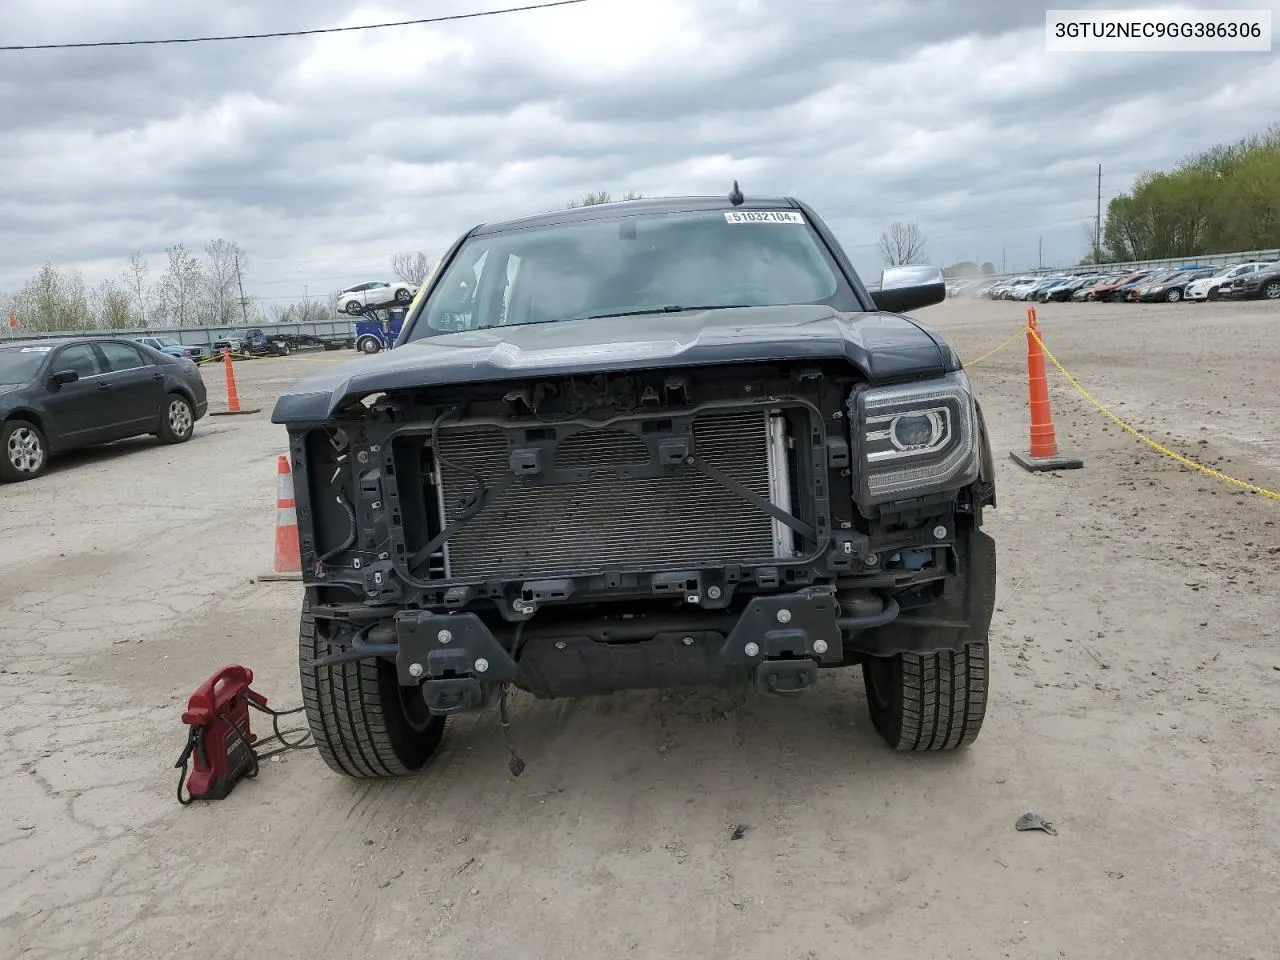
[270,186,997,779]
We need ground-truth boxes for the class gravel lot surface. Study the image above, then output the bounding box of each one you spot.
[3,297,1278,960]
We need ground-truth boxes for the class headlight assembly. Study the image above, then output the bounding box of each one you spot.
[852,372,980,504]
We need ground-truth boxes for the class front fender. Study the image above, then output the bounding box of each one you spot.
[972,399,996,511]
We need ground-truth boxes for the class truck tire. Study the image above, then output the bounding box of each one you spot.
[860,526,994,751]
[357,336,382,354]
[862,641,988,751]
[298,595,447,778]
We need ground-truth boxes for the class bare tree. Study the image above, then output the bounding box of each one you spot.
[122,252,150,327]
[204,238,248,325]
[877,221,929,265]
[154,243,206,327]
[391,251,433,286]
[567,189,643,208]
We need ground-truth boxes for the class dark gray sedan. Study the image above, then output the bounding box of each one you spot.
[0,336,208,482]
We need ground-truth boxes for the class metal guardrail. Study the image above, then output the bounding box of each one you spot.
[0,318,358,353]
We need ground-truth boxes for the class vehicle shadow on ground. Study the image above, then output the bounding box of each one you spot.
[315,671,992,827]
[39,429,236,477]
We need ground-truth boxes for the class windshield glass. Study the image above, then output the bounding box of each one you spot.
[0,347,51,385]
[408,209,858,338]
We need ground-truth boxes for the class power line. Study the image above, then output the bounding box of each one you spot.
[0,0,591,51]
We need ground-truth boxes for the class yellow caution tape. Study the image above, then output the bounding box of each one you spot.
[1025,325,1280,501]
[963,329,1023,367]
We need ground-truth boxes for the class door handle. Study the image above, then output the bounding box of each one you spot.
[98,381,110,390]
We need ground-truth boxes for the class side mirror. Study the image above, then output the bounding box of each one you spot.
[49,369,79,387]
[871,265,946,314]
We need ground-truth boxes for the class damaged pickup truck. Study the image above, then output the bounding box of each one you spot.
[271,187,997,779]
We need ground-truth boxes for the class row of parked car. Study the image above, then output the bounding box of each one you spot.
[947,259,1280,304]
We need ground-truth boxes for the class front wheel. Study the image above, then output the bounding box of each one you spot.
[1,419,48,482]
[394,287,413,303]
[860,524,995,751]
[1166,289,1182,302]
[345,300,363,315]
[357,336,382,354]
[863,642,988,751]
[299,595,447,778]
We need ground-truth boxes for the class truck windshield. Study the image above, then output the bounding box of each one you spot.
[407,208,860,338]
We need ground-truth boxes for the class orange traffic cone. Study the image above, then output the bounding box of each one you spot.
[1010,307,1083,472]
[259,455,303,581]
[210,346,262,416]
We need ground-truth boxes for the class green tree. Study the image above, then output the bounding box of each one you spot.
[95,279,135,328]
[1100,124,1280,260]
[154,243,206,327]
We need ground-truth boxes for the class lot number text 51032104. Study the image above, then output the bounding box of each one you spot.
[723,211,806,224]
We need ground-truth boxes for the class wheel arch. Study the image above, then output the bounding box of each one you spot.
[164,381,197,407]
[3,408,54,449]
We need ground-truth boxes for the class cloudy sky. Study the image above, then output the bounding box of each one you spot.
[1,0,1277,305]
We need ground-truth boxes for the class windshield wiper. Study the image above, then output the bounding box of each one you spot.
[572,304,755,322]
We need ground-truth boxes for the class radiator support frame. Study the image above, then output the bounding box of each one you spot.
[378,396,833,615]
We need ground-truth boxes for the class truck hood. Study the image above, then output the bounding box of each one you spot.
[270,304,955,424]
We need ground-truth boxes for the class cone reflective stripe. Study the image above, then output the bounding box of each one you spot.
[260,455,303,581]
[1011,307,1083,473]
[210,346,262,416]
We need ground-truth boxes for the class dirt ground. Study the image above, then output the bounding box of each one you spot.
[3,296,1279,960]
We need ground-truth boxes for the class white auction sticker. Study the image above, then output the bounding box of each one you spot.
[20,346,52,352]
[723,210,806,224]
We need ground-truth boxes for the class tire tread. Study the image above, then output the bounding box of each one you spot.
[298,597,443,778]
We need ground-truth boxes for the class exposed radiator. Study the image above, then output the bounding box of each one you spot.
[432,410,781,581]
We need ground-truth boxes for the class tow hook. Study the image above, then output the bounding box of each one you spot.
[394,611,518,716]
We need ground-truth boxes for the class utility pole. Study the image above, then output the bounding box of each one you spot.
[234,253,249,324]
[1001,248,1006,274]
[1095,163,1103,262]
[1038,237,1043,271]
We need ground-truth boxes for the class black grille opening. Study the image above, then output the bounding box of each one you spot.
[419,410,781,581]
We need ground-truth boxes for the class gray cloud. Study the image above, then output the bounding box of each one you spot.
[1,0,1277,301]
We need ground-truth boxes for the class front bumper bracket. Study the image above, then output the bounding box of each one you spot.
[393,611,519,715]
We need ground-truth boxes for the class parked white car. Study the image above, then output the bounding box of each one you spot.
[1184,262,1272,301]
[338,280,418,315]
[1008,277,1055,300]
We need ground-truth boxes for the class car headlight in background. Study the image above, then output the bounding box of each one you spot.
[851,372,980,504]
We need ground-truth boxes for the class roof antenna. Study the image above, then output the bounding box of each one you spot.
[728,180,744,206]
